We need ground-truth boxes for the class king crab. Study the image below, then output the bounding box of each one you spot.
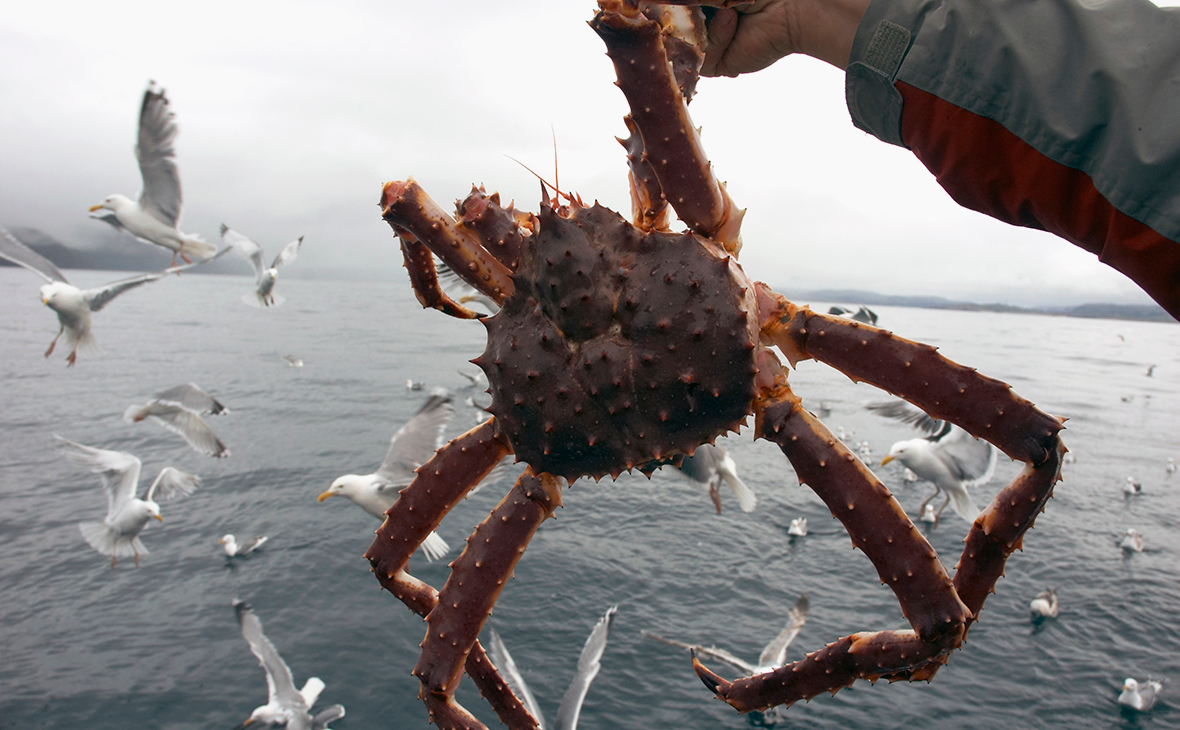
[366,2,1066,728]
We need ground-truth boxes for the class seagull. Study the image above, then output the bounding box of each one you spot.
[827,305,878,325]
[486,605,617,730]
[220,225,303,307]
[919,503,937,526]
[0,227,212,365]
[1167,458,1177,476]
[672,442,756,514]
[319,391,455,561]
[868,400,998,524]
[1029,588,1059,620]
[1123,477,1143,497]
[1118,678,1164,712]
[88,82,217,264]
[283,355,304,368]
[405,379,425,391]
[124,383,229,458]
[788,517,808,537]
[1121,528,1145,553]
[644,594,809,677]
[231,599,345,730]
[58,436,198,567]
[437,258,501,314]
[221,534,269,558]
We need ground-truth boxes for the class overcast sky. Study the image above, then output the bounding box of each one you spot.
[2,1,1174,307]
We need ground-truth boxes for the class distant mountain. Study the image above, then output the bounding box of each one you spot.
[781,288,1174,323]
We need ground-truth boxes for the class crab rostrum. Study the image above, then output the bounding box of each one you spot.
[366,2,1066,729]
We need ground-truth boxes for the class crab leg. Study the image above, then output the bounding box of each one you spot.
[396,230,484,319]
[382,178,516,303]
[756,284,1063,465]
[413,469,564,729]
[455,186,529,272]
[366,421,541,729]
[592,4,745,252]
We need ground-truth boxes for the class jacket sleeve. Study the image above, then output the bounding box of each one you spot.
[845,0,1180,319]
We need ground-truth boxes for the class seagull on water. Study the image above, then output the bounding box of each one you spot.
[1118,677,1164,712]
[788,518,808,537]
[1029,588,1058,620]
[220,225,303,307]
[124,383,230,458]
[88,82,218,264]
[0,227,213,365]
[868,400,998,524]
[58,436,198,567]
[1121,528,1145,553]
[1123,477,1143,497]
[487,605,617,730]
[672,442,756,514]
[231,599,345,730]
[319,391,454,561]
[221,534,269,558]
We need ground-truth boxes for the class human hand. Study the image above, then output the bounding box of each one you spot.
[701,0,871,75]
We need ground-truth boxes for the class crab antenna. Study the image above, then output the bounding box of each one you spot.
[504,154,575,206]
[552,125,559,202]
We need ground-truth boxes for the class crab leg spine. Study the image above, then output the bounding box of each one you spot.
[381,178,516,302]
[414,470,563,727]
[758,385,970,642]
[757,285,1064,465]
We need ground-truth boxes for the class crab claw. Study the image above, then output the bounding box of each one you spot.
[691,649,732,698]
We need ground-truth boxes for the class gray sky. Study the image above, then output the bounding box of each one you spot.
[2,1,1173,306]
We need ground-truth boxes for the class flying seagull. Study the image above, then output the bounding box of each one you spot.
[89,82,217,263]
[220,225,304,307]
[58,436,198,567]
[868,400,998,524]
[231,599,345,730]
[0,227,216,365]
[486,605,618,730]
[124,383,230,458]
[319,391,455,561]
[644,594,810,676]
[672,442,756,514]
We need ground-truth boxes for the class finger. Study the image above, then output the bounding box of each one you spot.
[701,8,738,77]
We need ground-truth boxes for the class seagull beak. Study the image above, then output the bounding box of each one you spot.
[231,720,255,730]
[317,490,335,502]
[153,514,164,522]
[880,455,894,466]
[88,203,105,212]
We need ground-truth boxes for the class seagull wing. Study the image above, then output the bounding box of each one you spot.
[270,237,303,270]
[934,426,998,487]
[56,436,142,515]
[311,705,346,730]
[866,400,945,436]
[0,227,68,284]
[554,605,617,730]
[136,82,182,227]
[486,629,546,729]
[640,631,756,676]
[220,225,266,281]
[757,594,809,669]
[82,256,208,313]
[234,599,305,711]
[152,382,229,415]
[376,392,454,484]
[130,401,229,457]
[145,466,200,503]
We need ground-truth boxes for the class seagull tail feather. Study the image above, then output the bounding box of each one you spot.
[420,530,450,562]
[718,464,756,513]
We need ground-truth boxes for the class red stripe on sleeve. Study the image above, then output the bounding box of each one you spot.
[896,80,1180,320]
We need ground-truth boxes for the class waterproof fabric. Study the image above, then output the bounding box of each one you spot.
[845,0,1180,318]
